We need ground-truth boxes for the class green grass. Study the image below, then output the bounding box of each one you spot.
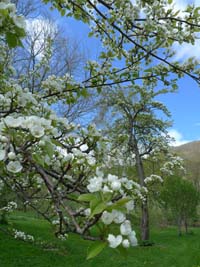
[0,213,200,267]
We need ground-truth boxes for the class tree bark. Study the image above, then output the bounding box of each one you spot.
[184,218,188,234]
[141,198,149,241]
[178,217,182,236]
[133,136,150,241]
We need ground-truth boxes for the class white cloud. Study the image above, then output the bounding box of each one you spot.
[173,38,200,61]
[25,18,57,59]
[194,0,200,6]
[171,0,200,60]
[168,129,190,146]
[173,0,188,12]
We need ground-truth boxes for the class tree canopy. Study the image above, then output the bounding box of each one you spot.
[1,0,200,259]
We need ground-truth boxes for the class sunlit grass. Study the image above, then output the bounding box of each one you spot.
[0,213,200,267]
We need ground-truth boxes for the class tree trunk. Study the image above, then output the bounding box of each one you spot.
[141,198,149,241]
[133,136,149,242]
[184,218,188,234]
[178,217,182,236]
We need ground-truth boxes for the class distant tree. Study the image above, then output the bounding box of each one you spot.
[12,0,42,17]
[10,0,95,124]
[0,3,141,258]
[2,0,200,259]
[12,17,86,93]
[96,86,174,242]
[160,176,199,235]
[184,159,200,192]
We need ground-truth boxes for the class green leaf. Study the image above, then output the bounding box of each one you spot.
[88,32,94,37]
[78,193,96,202]
[32,153,45,167]
[81,87,89,98]
[87,242,107,260]
[6,33,19,48]
[51,139,62,147]
[116,246,128,258]
[106,198,130,212]
[90,197,100,211]
[45,141,54,158]
[168,0,173,4]
[107,50,113,57]
[97,87,102,93]
[60,9,66,16]
[194,7,200,16]
[90,202,106,218]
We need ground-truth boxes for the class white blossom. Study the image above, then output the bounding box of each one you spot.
[87,176,103,192]
[87,156,96,166]
[107,174,118,182]
[0,150,6,161]
[58,233,68,241]
[1,201,17,212]
[0,136,8,143]
[13,229,34,242]
[128,230,138,247]
[107,234,122,248]
[125,200,135,212]
[102,185,112,193]
[7,161,22,173]
[84,208,91,217]
[52,219,60,225]
[144,174,163,184]
[4,117,22,128]
[30,125,45,138]
[8,152,16,160]
[80,144,88,152]
[112,210,125,224]
[101,211,113,225]
[111,180,121,191]
[120,220,132,236]
[122,239,130,248]
[96,167,104,178]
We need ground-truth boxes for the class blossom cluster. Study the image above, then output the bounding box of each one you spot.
[0,0,25,47]
[144,174,163,184]
[107,229,137,248]
[13,229,34,242]
[0,1,25,28]
[87,172,141,195]
[101,210,137,248]
[0,180,3,192]
[57,233,68,241]
[85,169,139,248]
[0,65,112,247]
[160,155,185,176]
[0,201,17,213]
[0,77,101,177]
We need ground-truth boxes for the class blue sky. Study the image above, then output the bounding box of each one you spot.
[28,0,200,146]
[159,77,200,145]
[57,6,200,146]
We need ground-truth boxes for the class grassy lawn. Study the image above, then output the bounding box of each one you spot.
[0,213,200,267]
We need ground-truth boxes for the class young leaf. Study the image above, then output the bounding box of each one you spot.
[78,193,96,202]
[45,141,54,158]
[32,153,45,167]
[106,197,130,212]
[90,202,106,218]
[6,33,18,48]
[116,246,128,258]
[87,242,107,260]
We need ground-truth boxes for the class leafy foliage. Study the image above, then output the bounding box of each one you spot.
[160,176,200,234]
[1,0,200,259]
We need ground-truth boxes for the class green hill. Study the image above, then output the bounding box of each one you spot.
[172,141,200,190]
[172,141,200,161]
